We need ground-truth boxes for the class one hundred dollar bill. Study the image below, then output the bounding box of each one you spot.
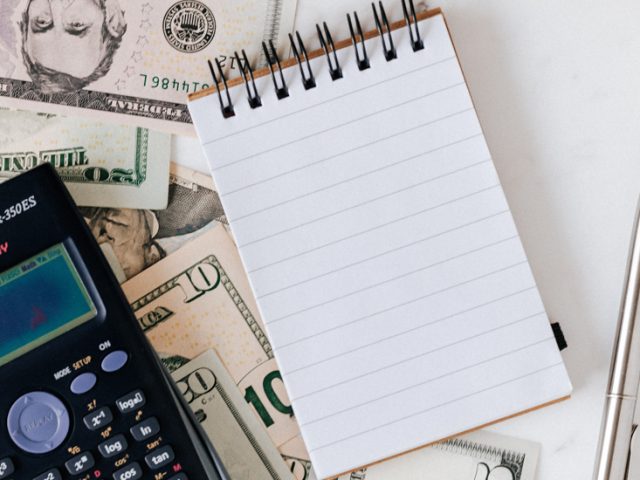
[338,430,540,480]
[122,225,314,479]
[171,350,294,480]
[0,108,170,208]
[0,0,298,134]
[80,163,226,279]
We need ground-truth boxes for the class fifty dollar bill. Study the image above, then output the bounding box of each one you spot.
[0,108,170,208]
[0,0,298,134]
[122,226,315,480]
[171,350,294,480]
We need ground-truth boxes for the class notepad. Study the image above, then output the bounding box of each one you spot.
[188,8,572,479]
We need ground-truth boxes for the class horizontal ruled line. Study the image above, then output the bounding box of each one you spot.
[307,358,562,451]
[205,55,457,147]
[239,159,492,248]
[248,184,501,274]
[266,235,520,325]
[274,262,532,350]
[223,107,476,197]
[290,312,546,392]
[257,209,510,298]
[278,285,537,358]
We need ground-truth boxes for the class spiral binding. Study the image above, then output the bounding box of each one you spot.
[208,0,426,117]
[435,438,525,478]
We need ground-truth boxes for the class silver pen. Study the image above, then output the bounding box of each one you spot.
[594,200,640,480]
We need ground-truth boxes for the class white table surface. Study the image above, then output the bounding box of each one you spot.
[174,1,640,478]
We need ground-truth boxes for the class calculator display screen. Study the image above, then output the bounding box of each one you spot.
[0,243,96,366]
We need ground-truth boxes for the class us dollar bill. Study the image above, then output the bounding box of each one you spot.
[338,431,540,480]
[80,163,226,279]
[171,350,294,480]
[0,108,170,208]
[0,0,298,134]
[122,225,314,478]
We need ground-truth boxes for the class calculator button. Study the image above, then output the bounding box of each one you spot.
[99,434,128,458]
[8,391,70,454]
[0,458,14,479]
[145,445,175,470]
[168,475,188,480]
[112,462,143,480]
[70,372,97,395]
[130,417,160,441]
[115,389,146,413]
[83,406,113,431]
[65,451,95,475]
[33,468,62,480]
[101,350,129,373]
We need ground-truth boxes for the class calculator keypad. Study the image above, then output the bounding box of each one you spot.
[3,349,193,479]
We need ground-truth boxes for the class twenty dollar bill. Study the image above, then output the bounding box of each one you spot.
[0,109,170,208]
[171,350,294,480]
[0,0,298,134]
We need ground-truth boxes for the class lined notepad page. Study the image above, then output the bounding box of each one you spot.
[189,12,572,479]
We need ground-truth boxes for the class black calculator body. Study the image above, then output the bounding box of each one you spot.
[0,165,228,480]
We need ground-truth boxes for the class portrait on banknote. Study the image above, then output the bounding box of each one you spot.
[80,164,227,279]
[19,0,127,93]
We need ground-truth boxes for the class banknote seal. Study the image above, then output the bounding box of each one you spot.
[163,1,216,53]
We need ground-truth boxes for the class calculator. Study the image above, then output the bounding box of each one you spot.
[0,165,228,480]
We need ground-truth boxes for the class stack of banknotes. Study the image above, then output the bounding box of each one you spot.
[0,1,541,479]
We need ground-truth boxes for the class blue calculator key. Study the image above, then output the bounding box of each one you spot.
[116,389,146,413]
[145,445,175,470]
[101,350,129,373]
[65,451,95,475]
[33,468,62,480]
[0,458,14,479]
[8,391,70,454]
[113,462,143,480]
[70,372,97,395]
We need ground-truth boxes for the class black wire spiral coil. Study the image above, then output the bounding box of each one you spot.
[207,0,425,118]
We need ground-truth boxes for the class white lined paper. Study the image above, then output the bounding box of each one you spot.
[189,12,572,479]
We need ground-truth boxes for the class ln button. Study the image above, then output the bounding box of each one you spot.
[130,417,160,441]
